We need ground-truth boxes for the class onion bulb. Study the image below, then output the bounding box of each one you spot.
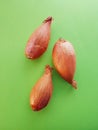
[30,65,53,111]
[25,16,53,59]
[52,38,77,89]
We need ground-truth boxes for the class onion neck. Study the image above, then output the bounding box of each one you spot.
[43,16,53,24]
[57,38,66,44]
[45,65,53,74]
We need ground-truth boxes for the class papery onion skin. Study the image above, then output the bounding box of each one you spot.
[30,65,53,111]
[52,38,77,89]
[25,17,53,59]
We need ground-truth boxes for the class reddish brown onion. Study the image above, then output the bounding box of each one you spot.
[25,16,53,59]
[52,38,77,89]
[30,65,53,111]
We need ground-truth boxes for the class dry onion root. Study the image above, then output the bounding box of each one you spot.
[52,38,77,89]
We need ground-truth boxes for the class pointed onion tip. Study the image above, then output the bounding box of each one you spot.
[45,65,53,73]
[43,16,53,23]
[58,38,66,43]
[72,80,77,89]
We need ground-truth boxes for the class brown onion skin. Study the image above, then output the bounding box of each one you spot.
[30,65,53,111]
[25,17,53,59]
[52,38,77,89]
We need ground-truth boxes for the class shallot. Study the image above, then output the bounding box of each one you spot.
[30,65,53,111]
[25,16,53,59]
[52,38,77,89]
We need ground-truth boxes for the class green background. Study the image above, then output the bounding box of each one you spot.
[0,0,98,129]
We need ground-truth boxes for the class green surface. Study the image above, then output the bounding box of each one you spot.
[0,0,98,129]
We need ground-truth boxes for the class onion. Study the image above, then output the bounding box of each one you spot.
[25,16,53,59]
[30,65,53,111]
[52,38,77,89]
